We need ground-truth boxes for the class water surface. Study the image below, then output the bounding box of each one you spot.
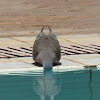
[0,67,100,100]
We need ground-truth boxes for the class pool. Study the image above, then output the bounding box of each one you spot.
[0,66,100,100]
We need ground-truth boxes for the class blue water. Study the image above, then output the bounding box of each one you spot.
[0,67,100,100]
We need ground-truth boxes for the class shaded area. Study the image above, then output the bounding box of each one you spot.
[33,62,61,67]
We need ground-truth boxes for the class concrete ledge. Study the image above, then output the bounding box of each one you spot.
[0,54,100,70]
[0,34,100,72]
[0,65,85,75]
[0,65,100,75]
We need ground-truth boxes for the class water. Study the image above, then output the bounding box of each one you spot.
[0,67,100,100]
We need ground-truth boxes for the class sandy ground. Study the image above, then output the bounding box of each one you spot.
[0,0,100,37]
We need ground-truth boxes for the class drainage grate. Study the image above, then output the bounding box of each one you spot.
[0,44,100,58]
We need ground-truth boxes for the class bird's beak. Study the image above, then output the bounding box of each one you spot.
[48,26,52,32]
[48,26,53,34]
[40,26,44,33]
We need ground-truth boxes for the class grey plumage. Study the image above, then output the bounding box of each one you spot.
[32,26,61,70]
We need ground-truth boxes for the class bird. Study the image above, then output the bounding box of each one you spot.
[32,26,61,70]
[33,70,62,100]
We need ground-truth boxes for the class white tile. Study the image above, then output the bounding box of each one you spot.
[0,62,34,69]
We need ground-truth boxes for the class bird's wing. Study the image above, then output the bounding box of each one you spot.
[47,35,61,62]
[33,26,44,60]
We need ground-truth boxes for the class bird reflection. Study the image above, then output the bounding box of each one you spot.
[33,70,62,100]
[89,68,92,100]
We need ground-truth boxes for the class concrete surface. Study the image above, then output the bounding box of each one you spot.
[0,33,100,70]
[1,33,100,47]
[0,0,100,37]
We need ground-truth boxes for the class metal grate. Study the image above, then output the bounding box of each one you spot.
[0,44,100,58]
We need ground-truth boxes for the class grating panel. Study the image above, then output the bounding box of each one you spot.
[90,44,100,49]
[91,44,100,47]
[0,44,100,58]
[71,45,96,53]
[61,46,86,54]
[0,52,11,58]
[0,54,6,58]
[61,49,75,55]
[81,44,100,50]
[8,47,32,56]
[71,45,97,53]
[21,47,32,52]
[78,45,100,52]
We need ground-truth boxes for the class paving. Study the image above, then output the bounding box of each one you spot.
[0,33,100,71]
